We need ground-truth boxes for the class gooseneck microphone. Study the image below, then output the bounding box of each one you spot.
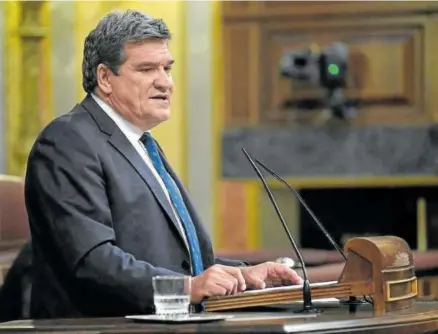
[253,158,367,307]
[254,159,346,261]
[242,148,320,314]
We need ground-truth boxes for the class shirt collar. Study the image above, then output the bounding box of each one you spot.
[91,93,146,142]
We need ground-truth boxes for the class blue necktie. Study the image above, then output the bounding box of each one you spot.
[141,132,204,276]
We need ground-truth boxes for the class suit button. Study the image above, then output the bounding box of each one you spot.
[181,260,190,271]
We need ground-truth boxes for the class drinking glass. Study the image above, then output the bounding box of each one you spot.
[152,275,191,316]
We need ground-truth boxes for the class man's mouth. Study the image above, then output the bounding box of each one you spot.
[150,94,168,101]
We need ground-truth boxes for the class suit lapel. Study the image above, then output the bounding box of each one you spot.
[109,130,184,232]
[81,95,189,249]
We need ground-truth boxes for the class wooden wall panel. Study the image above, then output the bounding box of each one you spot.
[261,19,425,125]
[222,1,260,17]
[224,23,260,125]
[224,24,250,125]
[424,17,438,123]
[224,1,438,20]
[218,181,249,251]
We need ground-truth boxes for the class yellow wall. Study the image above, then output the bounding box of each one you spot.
[75,1,187,181]
[4,1,52,176]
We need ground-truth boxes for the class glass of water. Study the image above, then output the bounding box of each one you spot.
[152,275,191,316]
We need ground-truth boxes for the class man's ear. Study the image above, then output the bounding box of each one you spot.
[96,64,113,94]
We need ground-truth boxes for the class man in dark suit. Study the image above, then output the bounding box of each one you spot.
[24,10,302,319]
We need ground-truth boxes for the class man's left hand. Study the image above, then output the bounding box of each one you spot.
[240,261,304,290]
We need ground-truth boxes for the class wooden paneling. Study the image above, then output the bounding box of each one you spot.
[261,18,426,125]
[423,17,438,123]
[224,23,260,126]
[222,2,438,126]
[218,181,248,251]
[223,1,438,20]
[222,1,260,18]
[218,181,260,251]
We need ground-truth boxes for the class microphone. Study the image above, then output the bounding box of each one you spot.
[253,158,367,307]
[241,148,320,314]
[254,159,346,261]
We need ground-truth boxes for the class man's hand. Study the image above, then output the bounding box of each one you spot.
[240,261,304,290]
[190,264,247,304]
[190,262,303,303]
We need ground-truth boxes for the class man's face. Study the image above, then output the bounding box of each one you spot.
[97,39,174,130]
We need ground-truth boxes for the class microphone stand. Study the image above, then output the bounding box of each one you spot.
[253,158,367,309]
[242,148,320,314]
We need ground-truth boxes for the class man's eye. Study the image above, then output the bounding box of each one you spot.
[164,66,172,73]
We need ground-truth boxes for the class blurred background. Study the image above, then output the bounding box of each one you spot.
[0,0,438,313]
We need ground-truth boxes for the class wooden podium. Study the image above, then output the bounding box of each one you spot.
[1,235,438,334]
[205,236,418,314]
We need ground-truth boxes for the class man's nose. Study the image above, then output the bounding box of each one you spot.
[154,68,173,89]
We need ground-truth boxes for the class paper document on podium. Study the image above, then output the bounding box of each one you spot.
[242,281,338,296]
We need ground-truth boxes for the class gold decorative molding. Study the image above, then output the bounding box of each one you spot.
[4,1,52,176]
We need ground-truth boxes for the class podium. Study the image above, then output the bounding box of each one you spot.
[205,236,418,314]
[2,235,438,334]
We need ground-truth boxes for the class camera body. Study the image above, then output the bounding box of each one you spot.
[279,42,356,119]
[280,42,348,90]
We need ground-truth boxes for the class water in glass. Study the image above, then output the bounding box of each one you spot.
[153,275,191,315]
[154,295,190,315]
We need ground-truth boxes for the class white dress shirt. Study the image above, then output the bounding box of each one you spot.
[91,94,190,250]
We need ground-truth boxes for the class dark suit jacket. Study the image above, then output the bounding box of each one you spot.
[25,95,244,319]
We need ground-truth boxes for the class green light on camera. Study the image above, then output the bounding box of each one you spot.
[328,64,339,75]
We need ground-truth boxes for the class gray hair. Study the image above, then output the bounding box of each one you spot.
[82,10,171,93]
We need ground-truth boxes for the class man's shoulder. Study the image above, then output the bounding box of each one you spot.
[38,103,98,143]
[28,102,105,163]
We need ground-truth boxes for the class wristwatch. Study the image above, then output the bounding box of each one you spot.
[275,257,296,269]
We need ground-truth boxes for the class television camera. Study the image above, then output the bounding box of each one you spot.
[280,42,357,120]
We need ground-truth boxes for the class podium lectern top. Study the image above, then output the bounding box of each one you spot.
[206,236,418,313]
